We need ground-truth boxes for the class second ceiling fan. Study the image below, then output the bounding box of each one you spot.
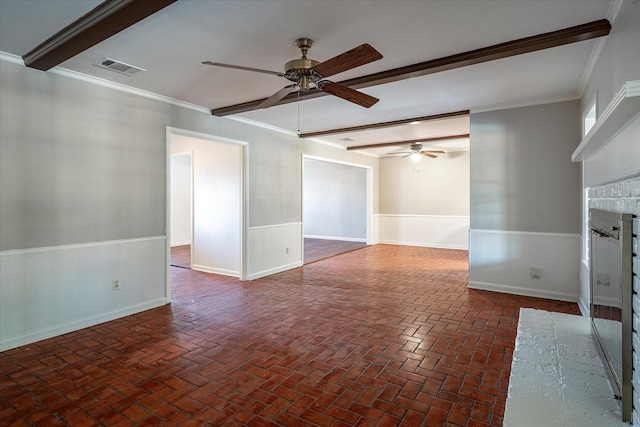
[203,38,383,111]
[388,143,446,159]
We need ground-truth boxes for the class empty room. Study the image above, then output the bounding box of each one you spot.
[1,1,638,426]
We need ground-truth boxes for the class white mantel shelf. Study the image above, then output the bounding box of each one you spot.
[572,80,640,162]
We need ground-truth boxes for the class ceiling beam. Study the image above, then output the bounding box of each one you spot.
[300,110,469,139]
[347,134,470,151]
[210,19,611,116]
[22,0,177,71]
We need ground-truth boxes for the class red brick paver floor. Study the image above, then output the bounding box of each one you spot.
[0,245,580,426]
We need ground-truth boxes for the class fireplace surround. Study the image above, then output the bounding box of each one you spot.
[589,208,634,422]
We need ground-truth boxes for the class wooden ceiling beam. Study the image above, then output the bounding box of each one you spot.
[23,0,177,71]
[210,19,611,116]
[300,110,469,139]
[347,134,470,151]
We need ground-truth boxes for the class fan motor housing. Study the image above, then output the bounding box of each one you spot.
[284,58,319,74]
[284,58,321,90]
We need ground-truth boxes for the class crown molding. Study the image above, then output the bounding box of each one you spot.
[0,52,210,114]
[470,94,580,115]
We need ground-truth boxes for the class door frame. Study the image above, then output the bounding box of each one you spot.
[165,127,248,300]
[301,154,373,263]
[169,151,194,266]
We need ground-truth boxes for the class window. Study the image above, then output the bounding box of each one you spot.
[583,96,597,137]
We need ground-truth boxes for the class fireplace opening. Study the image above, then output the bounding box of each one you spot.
[589,208,634,423]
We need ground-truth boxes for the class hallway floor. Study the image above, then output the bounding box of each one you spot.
[1,245,580,426]
[304,238,367,264]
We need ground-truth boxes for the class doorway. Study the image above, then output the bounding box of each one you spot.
[170,152,193,269]
[166,127,246,291]
[302,156,372,263]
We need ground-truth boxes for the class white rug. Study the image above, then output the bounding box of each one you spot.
[503,308,627,427]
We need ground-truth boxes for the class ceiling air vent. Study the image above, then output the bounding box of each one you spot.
[94,58,146,76]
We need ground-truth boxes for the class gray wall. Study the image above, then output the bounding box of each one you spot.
[303,158,367,240]
[470,101,581,233]
[0,61,166,250]
[379,151,469,216]
[1,59,377,251]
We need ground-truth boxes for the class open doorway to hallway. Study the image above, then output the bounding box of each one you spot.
[170,152,192,269]
[167,128,246,285]
[302,156,372,264]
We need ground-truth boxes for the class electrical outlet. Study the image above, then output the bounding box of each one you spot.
[113,279,121,290]
[530,267,542,280]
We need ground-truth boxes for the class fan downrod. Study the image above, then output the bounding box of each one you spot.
[295,38,313,58]
[284,38,320,90]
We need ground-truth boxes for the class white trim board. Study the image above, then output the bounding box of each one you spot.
[468,281,577,303]
[192,264,239,278]
[0,235,166,256]
[246,261,304,281]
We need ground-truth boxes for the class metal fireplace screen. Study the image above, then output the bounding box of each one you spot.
[589,208,633,423]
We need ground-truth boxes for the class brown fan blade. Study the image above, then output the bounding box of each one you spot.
[422,152,438,158]
[313,43,383,78]
[202,61,284,77]
[257,84,299,109]
[316,81,379,108]
[402,153,413,158]
[424,150,445,154]
[387,151,411,155]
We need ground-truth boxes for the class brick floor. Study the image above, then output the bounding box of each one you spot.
[0,245,580,426]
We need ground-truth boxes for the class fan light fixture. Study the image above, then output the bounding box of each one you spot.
[410,152,422,162]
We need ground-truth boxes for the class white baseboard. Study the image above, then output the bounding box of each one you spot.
[468,281,578,303]
[378,240,468,250]
[469,229,580,303]
[578,296,590,317]
[0,298,168,352]
[304,234,366,243]
[171,241,191,247]
[246,261,303,281]
[192,264,238,277]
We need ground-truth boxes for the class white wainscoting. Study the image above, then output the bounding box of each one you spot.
[0,237,168,351]
[377,214,469,250]
[468,229,581,302]
[246,223,303,280]
[371,214,380,245]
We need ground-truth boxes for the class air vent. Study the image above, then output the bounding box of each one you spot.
[341,137,356,142]
[94,58,146,76]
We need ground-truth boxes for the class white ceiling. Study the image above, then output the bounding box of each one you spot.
[0,0,613,155]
